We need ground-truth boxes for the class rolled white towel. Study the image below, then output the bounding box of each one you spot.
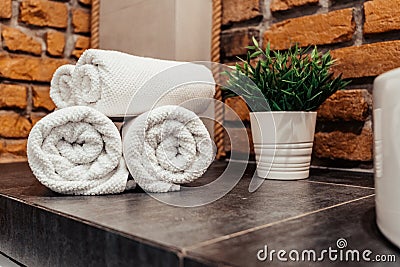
[122,105,214,193]
[49,64,75,108]
[50,49,215,117]
[27,106,132,195]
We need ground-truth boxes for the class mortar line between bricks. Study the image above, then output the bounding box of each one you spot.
[182,194,375,252]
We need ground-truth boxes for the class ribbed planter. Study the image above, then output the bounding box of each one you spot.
[250,111,317,180]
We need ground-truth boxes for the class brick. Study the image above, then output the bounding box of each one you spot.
[30,113,45,126]
[46,31,65,57]
[330,40,400,79]
[0,53,68,82]
[79,0,91,5]
[19,0,68,29]
[222,0,261,25]
[0,111,32,138]
[0,155,27,163]
[1,26,42,56]
[71,36,90,58]
[263,8,355,50]
[32,85,55,111]
[221,29,259,57]
[364,0,400,34]
[225,96,250,122]
[313,121,373,161]
[0,139,27,157]
[72,8,90,33]
[270,0,319,12]
[0,0,12,19]
[224,127,254,155]
[0,84,27,109]
[317,90,371,122]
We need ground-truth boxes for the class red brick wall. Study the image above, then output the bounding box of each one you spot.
[221,0,400,166]
[0,0,91,162]
[1,0,398,166]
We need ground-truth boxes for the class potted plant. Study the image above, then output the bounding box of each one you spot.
[222,38,350,180]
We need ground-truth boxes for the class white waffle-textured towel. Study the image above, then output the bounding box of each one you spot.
[27,106,133,195]
[49,64,75,108]
[122,105,214,193]
[50,49,215,117]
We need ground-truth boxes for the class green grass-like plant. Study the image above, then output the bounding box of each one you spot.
[222,37,350,112]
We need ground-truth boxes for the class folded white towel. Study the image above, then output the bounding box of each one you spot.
[50,49,215,117]
[122,105,214,193]
[49,64,75,108]
[27,106,132,195]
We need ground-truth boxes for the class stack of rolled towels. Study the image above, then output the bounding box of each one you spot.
[27,49,216,195]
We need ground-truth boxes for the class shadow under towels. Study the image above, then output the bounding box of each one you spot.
[50,49,215,117]
[27,106,132,195]
[122,105,214,193]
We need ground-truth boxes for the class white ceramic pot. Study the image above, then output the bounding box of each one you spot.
[250,111,317,180]
[373,67,400,248]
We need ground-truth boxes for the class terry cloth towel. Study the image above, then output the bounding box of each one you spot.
[122,105,214,193]
[50,49,215,117]
[27,106,133,195]
[49,64,75,108]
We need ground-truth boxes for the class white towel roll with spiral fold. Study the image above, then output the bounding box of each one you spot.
[27,106,133,195]
[122,105,214,193]
[50,49,215,117]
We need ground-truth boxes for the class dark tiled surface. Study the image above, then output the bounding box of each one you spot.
[308,168,374,188]
[186,197,400,266]
[0,162,45,191]
[0,197,179,267]
[0,161,390,267]
[0,162,373,248]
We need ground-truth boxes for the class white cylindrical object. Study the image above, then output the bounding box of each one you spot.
[373,67,400,248]
[250,111,317,180]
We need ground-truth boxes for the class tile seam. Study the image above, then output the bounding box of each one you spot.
[183,194,375,252]
[301,179,375,190]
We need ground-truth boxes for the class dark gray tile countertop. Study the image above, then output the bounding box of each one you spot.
[0,161,398,267]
